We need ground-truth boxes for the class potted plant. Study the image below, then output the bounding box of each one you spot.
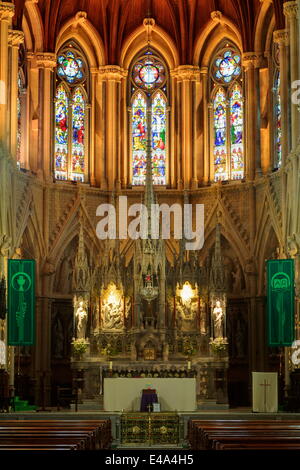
[72,338,88,360]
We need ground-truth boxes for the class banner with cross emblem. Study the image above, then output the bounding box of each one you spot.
[8,259,35,346]
[267,259,294,347]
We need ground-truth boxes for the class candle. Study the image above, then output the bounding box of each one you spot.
[109,361,113,370]
[187,361,191,370]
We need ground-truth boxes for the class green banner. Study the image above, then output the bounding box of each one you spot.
[8,259,35,346]
[267,259,294,347]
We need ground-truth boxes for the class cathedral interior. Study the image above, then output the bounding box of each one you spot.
[0,0,300,431]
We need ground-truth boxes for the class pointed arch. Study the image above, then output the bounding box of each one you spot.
[254,0,275,53]
[193,15,242,67]
[120,24,179,71]
[56,13,105,67]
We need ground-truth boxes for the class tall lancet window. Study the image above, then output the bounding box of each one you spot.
[17,71,24,166]
[131,53,168,185]
[54,43,89,182]
[210,46,244,181]
[274,72,282,169]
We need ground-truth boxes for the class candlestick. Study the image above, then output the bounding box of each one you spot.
[187,361,191,370]
[109,361,113,370]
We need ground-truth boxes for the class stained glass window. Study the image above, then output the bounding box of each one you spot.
[132,92,147,185]
[152,92,166,185]
[211,45,244,182]
[213,88,228,181]
[71,88,85,182]
[274,73,282,168]
[213,49,241,84]
[131,53,167,185]
[230,85,244,180]
[55,85,69,180]
[132,55,166,92]
[17,72,22,165]
[55,45,88,182]
[57,50,85,85]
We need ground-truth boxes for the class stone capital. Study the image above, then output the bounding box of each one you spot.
[171,65,200,82]
[242,52,264,69]
[0,2,14,21]
[273,29,289,46]
[283,1,298,18]
[200,66,209,76]
[98,65,127,81]
[36,53,57,70]
[8,30,24,47]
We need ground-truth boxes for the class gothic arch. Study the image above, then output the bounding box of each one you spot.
[193,14,242,67]
[56,13,105,68]
[256,221,280,296]
[120,24,179,71]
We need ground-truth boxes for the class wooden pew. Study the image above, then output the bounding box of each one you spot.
[188,419,300,450]
[0,419,112,450]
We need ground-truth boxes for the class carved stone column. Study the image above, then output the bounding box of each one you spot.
[175,66,199,189]
[274,30,289,164]
[8,30,24,158]
[284,1,299,149]
[100,66,126,190]
[0,2,14,146]
[242,53,259,181]
[36,53,56,181]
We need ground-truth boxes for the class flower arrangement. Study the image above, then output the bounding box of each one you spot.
[72,338,88,358]
[209,337,228,355]
[100,343,117,357]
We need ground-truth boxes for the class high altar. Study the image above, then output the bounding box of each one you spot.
[70,59,229,410]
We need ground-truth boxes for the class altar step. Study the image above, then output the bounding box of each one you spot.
[70,397,103,411]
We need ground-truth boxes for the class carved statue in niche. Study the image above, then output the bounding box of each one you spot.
[75,298,88,339]
[91,300,100,332]
[232,259,243,293]
[212,300,224,338]
[102,283,123,330]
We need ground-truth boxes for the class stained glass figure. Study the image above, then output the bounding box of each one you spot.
[17,72,22,164]
[230,84,244,180]
[132,56,166,92]
[213,88,228,181]
[132,92,147,185]
[55,85,68,180]
[275,73,282,168]
[71,88,85,182]
[57,50,85,85]
[151,92,166,185]
[214,49,241,84]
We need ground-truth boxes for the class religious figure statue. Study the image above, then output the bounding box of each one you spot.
[130,342,137,361]
[75,299,88,339]
[232,260,242,293]
[213,300,224,338]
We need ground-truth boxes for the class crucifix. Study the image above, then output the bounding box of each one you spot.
[147,403,152,413]
[259,379,271,412]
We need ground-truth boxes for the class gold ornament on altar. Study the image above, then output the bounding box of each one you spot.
[101,282,124,330]
[176,282,198,320]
